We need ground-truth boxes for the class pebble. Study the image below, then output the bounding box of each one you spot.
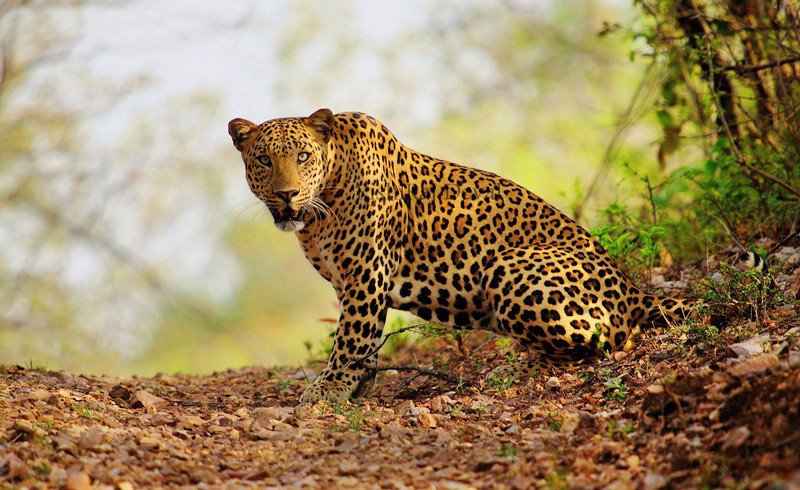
[728,333,771,358]
[133,390,167,410]
[77,427,104,451]
[139,436,162,451]
[65,472,91,490]
[418,412,437,428]
[546,377,560,389]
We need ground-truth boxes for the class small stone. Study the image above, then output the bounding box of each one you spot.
[378,421,407,442]
[338,461,359,475]
[727,354,780,377]
[177,415,206,428]
[643,472,667,490]
[626,455,640,469]
[0,453,32,481]
[27,388,50,401]
[139,436,161,451]
[108,385,132,404]
[546,377,560,389]
[49,466,68,486]
[132,390,168,410]
[117,482,134,490]
[11,420,36,441]
[728,333,771,358]
[721,426,750,451]
[613,351,628,362]
[65,472,92,490]
[78,427,104,451]
[418,412,437,428]
[396,399,416,417]
[428,394,454,412]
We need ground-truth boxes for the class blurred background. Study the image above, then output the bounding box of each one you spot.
[0,0,677,375]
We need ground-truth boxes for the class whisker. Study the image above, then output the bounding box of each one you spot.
[234,200,264,221]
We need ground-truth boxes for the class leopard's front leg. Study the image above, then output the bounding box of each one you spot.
[300,275,387,404]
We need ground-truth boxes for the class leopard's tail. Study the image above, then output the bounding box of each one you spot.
[640,250,766,328]
[642,295,701,328]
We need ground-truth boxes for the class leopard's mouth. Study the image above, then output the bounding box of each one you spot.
[271,206,306,232]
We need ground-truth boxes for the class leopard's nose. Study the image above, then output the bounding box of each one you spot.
[274,189,299,203]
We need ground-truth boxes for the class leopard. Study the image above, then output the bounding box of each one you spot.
[227,108,697,404]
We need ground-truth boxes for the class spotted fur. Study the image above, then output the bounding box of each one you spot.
[228,109,695,403]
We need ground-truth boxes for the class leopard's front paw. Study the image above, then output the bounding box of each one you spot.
[299,370,360,404]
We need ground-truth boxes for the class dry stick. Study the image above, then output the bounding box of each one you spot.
[725,56,800,75]
[574,58,658,220]
[346,323,470,390]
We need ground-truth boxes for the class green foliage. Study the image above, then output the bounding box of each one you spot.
[602,376,628,402]
[607,419,634,438]
[591,201,665,280]
[696,263,786,323]
[592,2,800,264]
[487,375,516,392]
[331,402,366,432]
[498,445,518,458]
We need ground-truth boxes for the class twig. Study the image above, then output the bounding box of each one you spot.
[735,157,800,199]
[725,56,800,74]
[368,365,470,387]
[352,323,441,367]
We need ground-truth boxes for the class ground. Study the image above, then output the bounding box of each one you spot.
[2,247,800,489]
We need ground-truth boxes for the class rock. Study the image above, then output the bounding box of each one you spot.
[78,427,104,451]
[396,400,415,417]
[251,407,291,423]
[546,377,561,389]
[418,412,437,428]
[177,415,206,428]
[108,385,133,405]
[727,354,780,377]
[338,461,359,475]
[11,420,36,441]
[728,333,771,358]
[132,390,168,410]
[139,436,162,451]
[429,395,454,412]
[560,412,580,434]
[52,431,79,454]
[27,388,50,401]
[642,472,668,490]
[721,426,751,451]
[613,351,628,362]
[0,453,32,481]
[773,246,800,266]
[378,421,408,442]
[49,466,68,486]
[65,472,92,490]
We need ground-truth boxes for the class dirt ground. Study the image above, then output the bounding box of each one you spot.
[2,249,800,489]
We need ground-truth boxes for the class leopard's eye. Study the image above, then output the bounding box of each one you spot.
[297,152,310,163]
[256,155,272,168]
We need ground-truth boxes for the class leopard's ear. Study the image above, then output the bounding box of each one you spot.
[228,118,256,151]
[304,108,335,144]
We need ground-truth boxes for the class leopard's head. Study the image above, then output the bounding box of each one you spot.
[228,108,335,232]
